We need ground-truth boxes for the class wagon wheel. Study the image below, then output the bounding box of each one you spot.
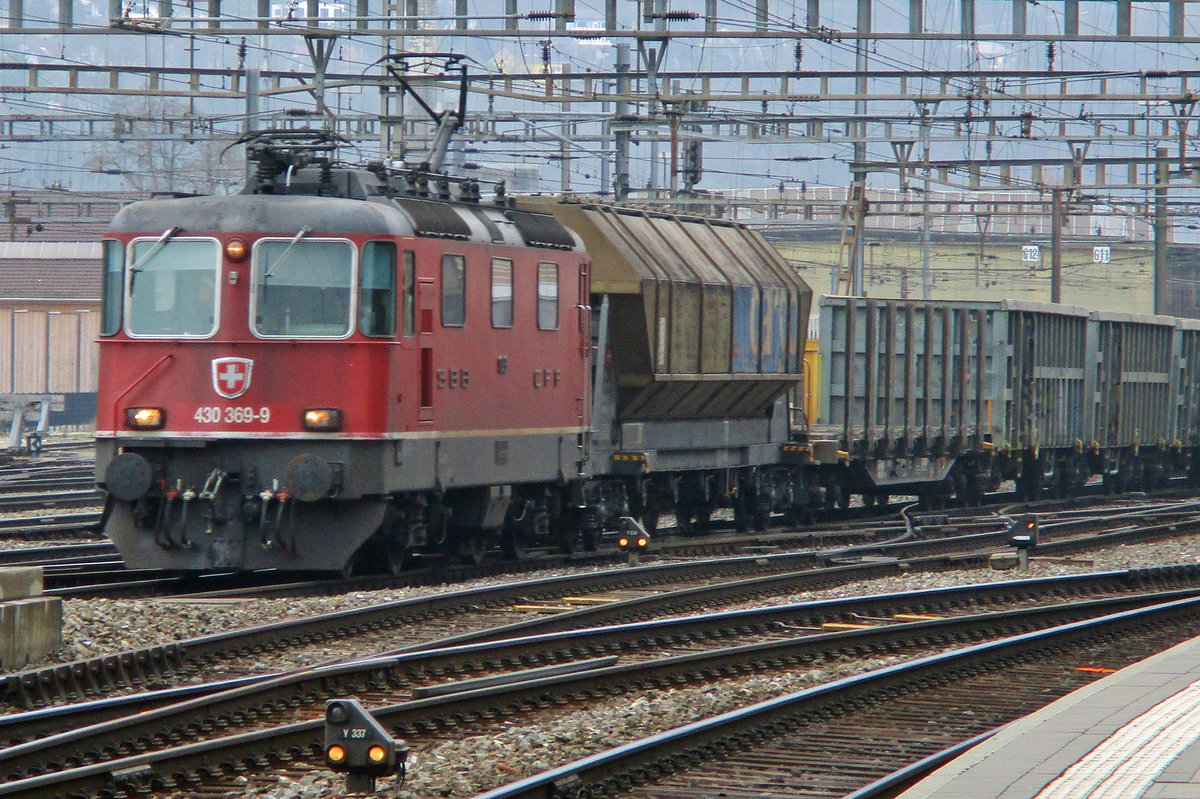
[674,507,693,536]
[557,528,581,555]
[836,487,851,510]
[783,504,812,528]
[581,528,600,552]
[752,508,771,532]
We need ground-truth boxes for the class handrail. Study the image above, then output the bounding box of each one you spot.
[110,353,174,431]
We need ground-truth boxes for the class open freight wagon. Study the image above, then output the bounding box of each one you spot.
[818,296,1200,506]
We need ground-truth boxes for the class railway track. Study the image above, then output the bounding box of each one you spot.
[0,490,102,515]
[0,511,103,542]
[2,490,1200,794]
[475,596,1200,799]
[7,490,1194,601]
[4,574,1200,797]
[7,499,1200,703]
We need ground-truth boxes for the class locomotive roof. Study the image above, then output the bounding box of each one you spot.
[107,168,582,252]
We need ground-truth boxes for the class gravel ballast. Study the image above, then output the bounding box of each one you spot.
[24,534,1200,798]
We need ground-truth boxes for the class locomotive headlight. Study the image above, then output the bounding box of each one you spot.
[225,238,248,262]
[125,407,165,430]
[303,408,343,431]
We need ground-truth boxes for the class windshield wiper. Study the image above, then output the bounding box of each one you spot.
[263,226,311,279]
[129,226,181,290]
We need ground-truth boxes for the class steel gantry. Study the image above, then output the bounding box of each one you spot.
[6,0,1200,306]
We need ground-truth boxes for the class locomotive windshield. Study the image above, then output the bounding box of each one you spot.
[252,238,355,338]
[125,237,220,338]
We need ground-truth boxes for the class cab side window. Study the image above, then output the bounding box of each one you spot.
[360,241,396,337]
[101,239,124,336]
[442,254,465,327]
[492,258,513,328]
[537,261,558,331]
[402,250,416,337]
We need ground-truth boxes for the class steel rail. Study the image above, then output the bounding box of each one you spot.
[0,552,889,706]
[5,574,1200,780]
[469,595,1200,799]
[5,591,1200,798]
[839,727,1005,799]
[5,498,1198,708]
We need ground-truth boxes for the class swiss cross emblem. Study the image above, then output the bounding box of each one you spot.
[212,357,253,399]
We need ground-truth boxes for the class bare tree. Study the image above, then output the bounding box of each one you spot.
[90,97,244,195]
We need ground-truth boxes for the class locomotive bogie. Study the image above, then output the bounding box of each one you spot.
[97,436,392,571]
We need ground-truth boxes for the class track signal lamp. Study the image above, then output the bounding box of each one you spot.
[324,698,408,794]
[617,516,651,565]
[1008,514,1039,549]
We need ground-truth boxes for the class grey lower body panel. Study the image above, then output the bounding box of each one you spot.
[96,431,588,571]
[103,498,388,571]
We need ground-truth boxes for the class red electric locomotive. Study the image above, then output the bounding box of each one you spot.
[96,134,592,572]
[96,133,817,574]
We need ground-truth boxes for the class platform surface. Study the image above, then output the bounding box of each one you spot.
[897,635,1200,799]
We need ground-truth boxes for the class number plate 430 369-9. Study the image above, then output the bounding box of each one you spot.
[193,406,273,424]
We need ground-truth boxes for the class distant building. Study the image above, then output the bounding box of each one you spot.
[0,242,101,426]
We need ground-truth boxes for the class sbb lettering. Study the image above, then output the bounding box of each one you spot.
[436,368,470,390]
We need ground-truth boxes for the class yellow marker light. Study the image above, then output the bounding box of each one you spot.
[303,408,343,431]
[637,537,648,547]
[225,238,248,262]
[618,537,629,548]
[327,744,346,763]
[125,407,165,430]
[368,745,388,763]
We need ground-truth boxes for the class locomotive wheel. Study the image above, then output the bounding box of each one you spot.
[501,531,527,559]
[557,530,580,555]
[461,532,487,565]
